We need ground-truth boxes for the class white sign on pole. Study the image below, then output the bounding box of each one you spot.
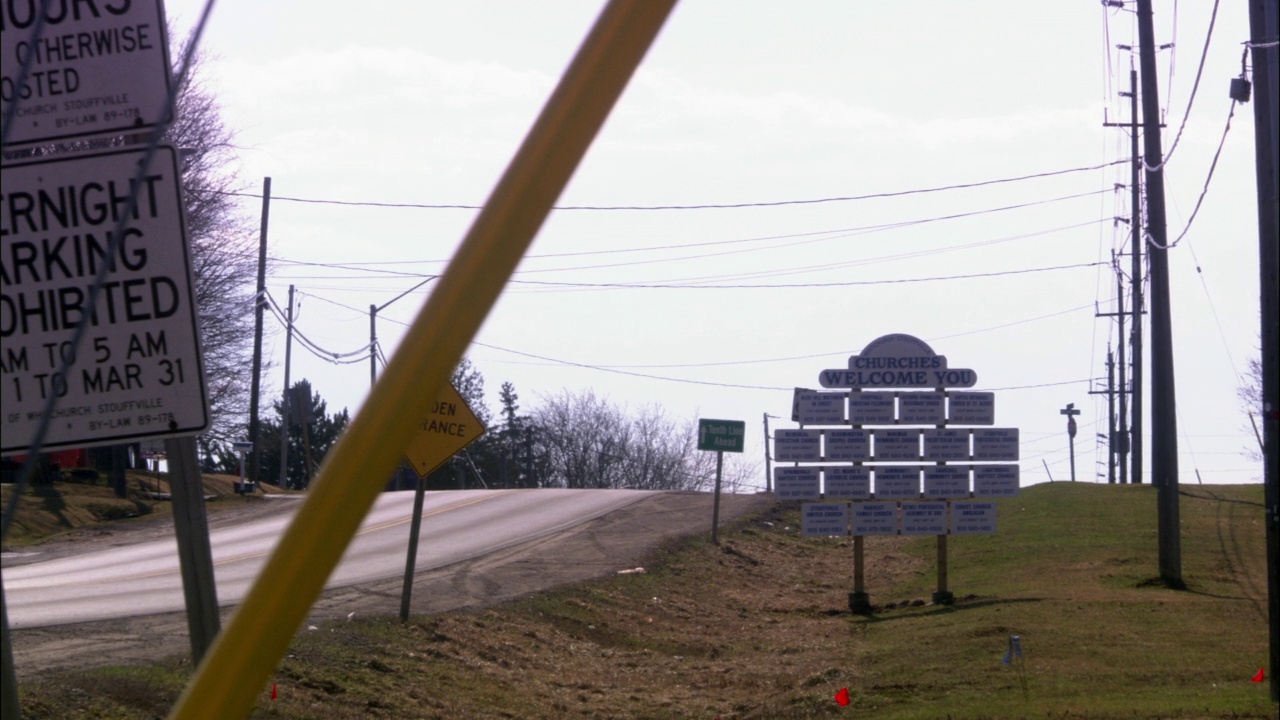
[0,0,174,146]
[901,501,948,535]
[873,465,921,499]
[774,466,821,500]
[898,391,945,425]
[972,428,1019,461]
[923,465,970,499]
[823,465,870,499]
[974,465,1021,497]
[951,501,998,534]
[848,390,895,425]
[872,428,920,461]
[818,334,977,389]
[792,388,845,424]
[852,501,898,535]
[802,502,850,537]
[824,428,870,462]
[774,428,821,462]
[1,145,209,455]
[921,428,970,462]
[947,391,995,425]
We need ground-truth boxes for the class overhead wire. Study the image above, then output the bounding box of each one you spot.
[502,261,1106,290]
[258,188,1111,282]
[264,291,373,364]
[1145,0,1220,172]
[216,159,1127,212]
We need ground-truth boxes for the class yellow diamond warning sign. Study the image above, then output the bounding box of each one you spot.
[403,383,486,478]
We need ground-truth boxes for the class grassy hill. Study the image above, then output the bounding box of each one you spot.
[11,482,1276,718]
[1,469,286,548]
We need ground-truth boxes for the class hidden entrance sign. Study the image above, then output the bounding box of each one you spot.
[775,333,1020,613]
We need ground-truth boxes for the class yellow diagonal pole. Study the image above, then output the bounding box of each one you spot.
[168,2,677,717]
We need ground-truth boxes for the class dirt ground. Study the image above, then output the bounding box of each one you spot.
[6,490,772,679]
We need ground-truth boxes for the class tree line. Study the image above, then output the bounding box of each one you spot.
[232,357,758,494]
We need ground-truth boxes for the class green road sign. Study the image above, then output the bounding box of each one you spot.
[698,419,746,453]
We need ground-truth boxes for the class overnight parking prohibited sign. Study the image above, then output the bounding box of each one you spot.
[1,144,209,454]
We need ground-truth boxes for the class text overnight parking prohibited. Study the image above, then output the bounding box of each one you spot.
[0,144,209,454]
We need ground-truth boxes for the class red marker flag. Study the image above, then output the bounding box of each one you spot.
[271,683,278,700]
[834,687,850,706]
[1251,668,1264,683]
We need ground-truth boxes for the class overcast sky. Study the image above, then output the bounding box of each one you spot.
[162,0,1265,490]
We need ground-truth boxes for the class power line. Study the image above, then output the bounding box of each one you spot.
[502,261,1105,290]
[1163,98,1238,249]
[255,191,1108,280]
[217,159,1126,211]
[1146,0,1220,172]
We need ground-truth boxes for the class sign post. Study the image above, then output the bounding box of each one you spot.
[232,441,253,494]
[1061,403,1081,482]
[698,418,745,545]
[398,383,486,621]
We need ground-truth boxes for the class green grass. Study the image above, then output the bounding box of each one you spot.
[12,482,1277,718]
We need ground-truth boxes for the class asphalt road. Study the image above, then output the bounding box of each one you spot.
[3,488,660,628]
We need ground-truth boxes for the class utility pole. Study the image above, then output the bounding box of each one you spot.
[762,413,776,493]
[1060,403,1081,482]
[1105,68,1145,485]
[1106,351,1117,484]
[1127,68,1145,486]
[278,285,295,489]
[1245,0,1278,702]
[370,304,378,387]
[1087,347,1116,483]
[248,177,270,485]
[1136,0,1182,586]
[1115,258,1129,485]
[370,276,438,389]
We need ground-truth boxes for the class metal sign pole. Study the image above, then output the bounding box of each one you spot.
[711,450,725,545]
[166,436,221,663]
[399,473,429,622]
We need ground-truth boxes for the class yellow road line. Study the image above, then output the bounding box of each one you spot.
[168,4,676,717]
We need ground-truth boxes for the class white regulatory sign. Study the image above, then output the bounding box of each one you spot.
[848,390,895,425]
[873,465,921,499]
[898,391,945,425]
[774,428,821,462]
[774,466,821,500]
[823,465,870,499]
[951,501,998,534]
[852,501,898,535]
[1,145,209,455]
[872,428,920,461]
[974,465,1020,497]
[1,0,174,146]
[923,465,970,499]
[921,428,970,462]
[973,428,1019,461]
[801,502,850,537]
[792,388,845,424]
[947,391,995,425]
[824,428,869,462]
[901,501,948,535]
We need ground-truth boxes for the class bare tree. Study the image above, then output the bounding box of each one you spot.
[1238,355,1264,462]
[529,389,751,491]
[167,39,260,452]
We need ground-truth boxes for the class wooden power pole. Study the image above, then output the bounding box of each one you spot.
[1136,0,1182,586]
